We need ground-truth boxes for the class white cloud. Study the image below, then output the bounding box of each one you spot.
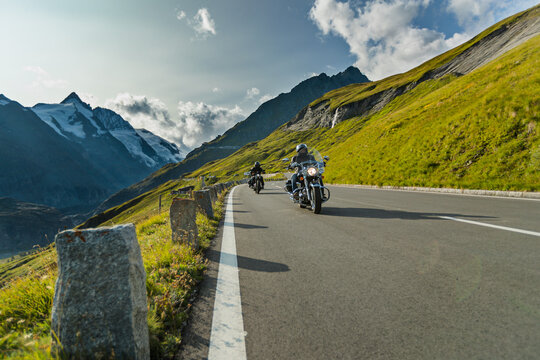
[176,8,217,39]
[447,0,538,33]
[212,87,220,93]
[176,101,244,147]
[176,10,186,20]
[246,87,260,99]
[192,8,216,37]
[258,94,274,104]
[24,66,68,89]
[105,93,182,145]
[79,92,99,108]
[309,0,470,80]
[106,93,245,150]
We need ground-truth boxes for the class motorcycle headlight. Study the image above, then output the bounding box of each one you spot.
[307,167,318,177]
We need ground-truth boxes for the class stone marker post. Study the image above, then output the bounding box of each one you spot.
[51,224,150,360]
[193,190,214,218]
[203,186,217,203]
[170,198,199,250]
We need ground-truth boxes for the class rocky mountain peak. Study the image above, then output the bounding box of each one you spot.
[61,92,92,111]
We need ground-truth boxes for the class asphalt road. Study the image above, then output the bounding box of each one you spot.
[179,182,540,360]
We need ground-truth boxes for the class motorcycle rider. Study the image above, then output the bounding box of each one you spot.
[289,144,316,196]
[249,161,265,189]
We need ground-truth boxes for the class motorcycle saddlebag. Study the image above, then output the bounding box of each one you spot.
[285,179,292,193]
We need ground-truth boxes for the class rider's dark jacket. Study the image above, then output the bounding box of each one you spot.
[290,152,315,170]
[250,164,264,176]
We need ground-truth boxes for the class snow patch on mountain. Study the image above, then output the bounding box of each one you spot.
[93,107,158,167]
[32,103,87,139]
[136,129,184,162]
[0,94,11,106]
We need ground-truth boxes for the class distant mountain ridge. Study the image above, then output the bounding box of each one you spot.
[94,67,369,213]
[32,92,183,168]
[185,66,368,158]
[0,92,183,211]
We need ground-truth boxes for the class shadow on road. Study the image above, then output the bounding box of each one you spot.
[207,249,290,273]
[322,207,495,220]
[227,222,268,229]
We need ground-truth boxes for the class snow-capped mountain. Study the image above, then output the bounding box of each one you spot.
[0,92,184,212]
[31,92,183,167]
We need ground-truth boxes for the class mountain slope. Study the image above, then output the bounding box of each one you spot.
[0,198,72,257]
[0,97,114,210]
[186,6,539,191]
[94,67,369,213]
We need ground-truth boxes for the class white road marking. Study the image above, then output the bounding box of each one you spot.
[438,216,540,237]
[208,187,247,360]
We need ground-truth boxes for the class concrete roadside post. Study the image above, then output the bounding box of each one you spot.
[170,198,199,250]
[51,224,150,359]
[203,186,217,203]
[193,189,214,218]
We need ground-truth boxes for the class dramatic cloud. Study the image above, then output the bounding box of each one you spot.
[25,66,68,89]
[192,8,216,37]
[245,87,260,99]
[309,0,469,80]
[176,101,244,147]
[106,93,245,151]
[105,93,185,148]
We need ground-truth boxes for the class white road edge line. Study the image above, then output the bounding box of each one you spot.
[208,186,247,360]
[438,216,540,237]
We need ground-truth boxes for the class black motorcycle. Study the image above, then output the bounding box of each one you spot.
[246,171,265,194]
[252,173,264,194]
[283,150,330,214]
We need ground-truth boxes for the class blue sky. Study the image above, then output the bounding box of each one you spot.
[0,0,536,151]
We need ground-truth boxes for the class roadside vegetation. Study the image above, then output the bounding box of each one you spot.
[0,179,227,359]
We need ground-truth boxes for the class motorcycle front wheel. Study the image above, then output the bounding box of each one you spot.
[310,187,322,214]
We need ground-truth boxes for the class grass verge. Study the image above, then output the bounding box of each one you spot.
[0,188,228,359]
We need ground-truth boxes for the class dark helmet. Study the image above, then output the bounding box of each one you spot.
[296,143,307,153]
[254,161,260,166]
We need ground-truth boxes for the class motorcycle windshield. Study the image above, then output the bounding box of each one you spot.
[301,148,325,172]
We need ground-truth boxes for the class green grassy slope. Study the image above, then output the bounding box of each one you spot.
[187,35,539,191]
[0,177,226,359]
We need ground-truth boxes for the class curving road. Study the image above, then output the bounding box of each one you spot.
[179,182,540,360]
